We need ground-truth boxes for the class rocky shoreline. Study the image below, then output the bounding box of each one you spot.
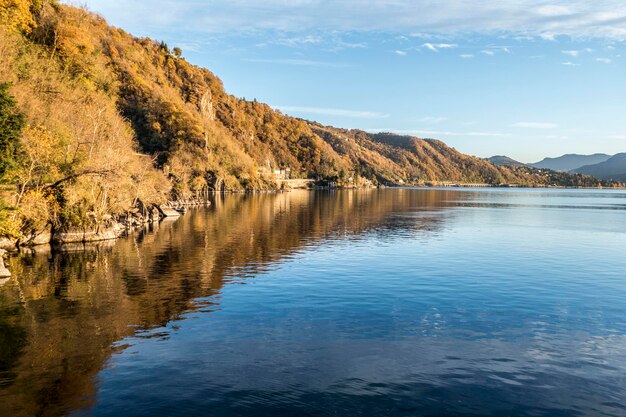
[0,199,211,253]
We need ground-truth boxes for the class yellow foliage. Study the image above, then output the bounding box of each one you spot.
[0,0,36,33]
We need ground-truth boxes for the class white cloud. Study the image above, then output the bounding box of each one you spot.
[562,61,581,66]
[512,122,559,129]
[275,35,322,47]
[395,50,408,56]
[595,57,612,63]
[74,0,626,40]
[481,50,495,56]
[422,43,458,52]
[535,5,574,17]
[562,50,581,57]
[277,106,389,119]
[562,48,593,57]
[540,32,557,41]
[459,54,474,59]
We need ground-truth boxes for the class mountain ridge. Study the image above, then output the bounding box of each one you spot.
[572,153,626,181]
[530,153,612,172]
[487,156,527,168]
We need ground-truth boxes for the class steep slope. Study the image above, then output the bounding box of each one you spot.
[49,5,347,192]
[531,153,612,171]
[311,125,539,185]
[572,153,626,181]
[0,2,168,242]
[487,156,527,168]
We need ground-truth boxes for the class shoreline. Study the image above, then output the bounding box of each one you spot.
[0,185,623,277]
[1,183,624,251]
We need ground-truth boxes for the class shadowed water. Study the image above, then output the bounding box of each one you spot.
[1,188,626,416]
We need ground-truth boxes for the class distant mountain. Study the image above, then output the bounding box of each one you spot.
[530,154,612,172]
[572,153,626,181]
[487,155,527,167]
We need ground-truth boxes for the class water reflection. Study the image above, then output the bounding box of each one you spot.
[0,190,458,417]
[1,189,626,417]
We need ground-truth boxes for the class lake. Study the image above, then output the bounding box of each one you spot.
[1,188,626,417]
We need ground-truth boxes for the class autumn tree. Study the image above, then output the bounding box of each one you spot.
[0,0,36,33]
[0,82,25,180]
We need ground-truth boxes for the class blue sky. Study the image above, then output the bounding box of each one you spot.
[70,0,626,162]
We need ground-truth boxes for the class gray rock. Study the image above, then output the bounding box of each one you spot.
[22,229,52,246]
[0,237,17,251]
[0,249,11,278]
[157,205,181,217]
[52,223,126,244]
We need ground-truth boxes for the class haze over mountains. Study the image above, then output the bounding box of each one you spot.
[488,152,626,182]
[530,154,613,172]
[572,153,626,182]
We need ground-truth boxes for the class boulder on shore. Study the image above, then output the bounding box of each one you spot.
[0,238,17,251]
[157,205,181,217]
[52,223,126,244]
[22,229,52,246]
[0,249,11,278]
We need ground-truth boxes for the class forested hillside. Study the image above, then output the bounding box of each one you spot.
[0,0,620,245]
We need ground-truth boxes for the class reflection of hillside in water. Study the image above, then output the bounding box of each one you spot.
[0,189,458,417]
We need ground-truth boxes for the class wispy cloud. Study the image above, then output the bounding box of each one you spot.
[562,61,581,66]
[540,33,557,41]
[395,50,408,56]
[459,54,474,59]
[561,48,593,57]
[535,5,575,17]
[481,50,495,56]
[562,50,581,57]
[512,122,559,129]
[485,45,511,54]
[76,0,626,40]
[275,35,323,47]
[596,57,612,63]
[244,58,350,68]
[422,43,458,52]
[277,106,389,119]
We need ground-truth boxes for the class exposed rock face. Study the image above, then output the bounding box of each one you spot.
[0,249,11,278]
[22,229,52,246]
[157,206,181,218]
[51,223,126,244]
[0,238,16,251]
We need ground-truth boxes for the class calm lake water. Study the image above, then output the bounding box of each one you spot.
[1,188,626,417]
